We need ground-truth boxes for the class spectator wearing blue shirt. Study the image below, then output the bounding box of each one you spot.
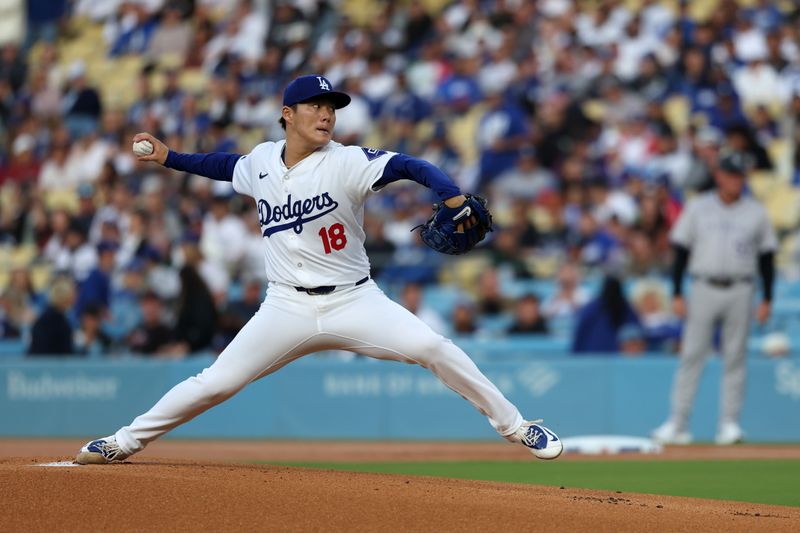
[25,0,67,49]
[705,83,748,132]
[572,276,643,353]
[477,85,527,187]
[109,6,157,56]
[436,54,482,112]
[75,241,118,318]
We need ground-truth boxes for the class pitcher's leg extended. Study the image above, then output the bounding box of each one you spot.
[77,293,318,463]
[323,284,562,458]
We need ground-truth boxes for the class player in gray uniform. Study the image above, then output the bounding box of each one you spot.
[652,151,776,445]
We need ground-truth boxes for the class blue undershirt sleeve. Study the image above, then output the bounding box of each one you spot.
[374,154,461,201]
[164,151,242,182]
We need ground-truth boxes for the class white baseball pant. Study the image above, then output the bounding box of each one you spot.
[114,280,523,454]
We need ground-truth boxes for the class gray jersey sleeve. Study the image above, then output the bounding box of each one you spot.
[670,198,697,247]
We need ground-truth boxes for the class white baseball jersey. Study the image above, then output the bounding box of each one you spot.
[232,140,396,288]
[670,192,777,277]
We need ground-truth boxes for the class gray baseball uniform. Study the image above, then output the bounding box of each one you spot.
[667,191,777,430]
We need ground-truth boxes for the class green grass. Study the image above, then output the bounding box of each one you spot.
[273,460,800,507]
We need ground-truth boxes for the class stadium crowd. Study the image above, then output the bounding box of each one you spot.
[1,0,799,358]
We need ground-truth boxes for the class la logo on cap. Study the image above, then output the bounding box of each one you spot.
[317,77,330,90]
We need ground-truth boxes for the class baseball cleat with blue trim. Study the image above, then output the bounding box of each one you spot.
[75,436,129,464]
[513,420,563,460]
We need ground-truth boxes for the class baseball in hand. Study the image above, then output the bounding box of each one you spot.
[132,140,154,157]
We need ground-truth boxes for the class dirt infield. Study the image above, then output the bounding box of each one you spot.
[2,439,800,532]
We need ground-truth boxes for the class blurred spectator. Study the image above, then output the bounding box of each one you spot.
[215,277,263,348]
[631,280,681,352]
[181,231,229,304]
[572,210,624,268]
[105,259,146,344]
[572,275,642,353]
[477,84,527,187]
[475,268,511,316]
[146,6,192,61]
[28,277,76,356]
[451,301,478,335]
[491,148,555,203]
[1,268,41,336]
[73,187,98,233]
[0,294,20,339]
[61,61,103,139]
[172,262,218,354]
[400,282,448,335]
[127,290,177,356]
[618,323,647,355]
[0,43,27,92]
[363,213,396,279]
[107,3,158,57]
[74,304,112,357]
[507,293,549,335]
[90,181,133,244]
[543,262,590,320]
[200,194,246,276]
[403,0,434,53]
[141,245,181,300]
[333,78,372,145]
[45,218,98,282]
[75,240,118,316]
[731,21,782,109]
[1,134,41,185]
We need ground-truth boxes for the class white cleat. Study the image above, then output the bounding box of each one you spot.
[651,421,693,445]
[511,420,563,460]
[715,422,744,445]
[75,435,130,464]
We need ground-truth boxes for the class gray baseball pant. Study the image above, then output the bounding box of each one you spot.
[669,280,754,430]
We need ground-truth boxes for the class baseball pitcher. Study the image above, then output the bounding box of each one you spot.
[76,75,562,463]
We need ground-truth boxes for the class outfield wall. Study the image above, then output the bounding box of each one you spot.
[2,354,800,442]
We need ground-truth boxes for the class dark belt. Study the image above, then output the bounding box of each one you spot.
[696,276,754,289]
[294,276,369,295]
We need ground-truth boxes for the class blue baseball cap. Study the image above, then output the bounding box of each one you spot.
[282,75,351,109]
[719,150,752,176]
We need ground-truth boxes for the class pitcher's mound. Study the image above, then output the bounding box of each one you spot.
[2,458,799,532]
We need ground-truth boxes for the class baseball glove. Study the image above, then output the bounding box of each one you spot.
[416,194,493,255]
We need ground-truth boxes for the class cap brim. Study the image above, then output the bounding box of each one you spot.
[295,91,351,109]
[720,165,746,176]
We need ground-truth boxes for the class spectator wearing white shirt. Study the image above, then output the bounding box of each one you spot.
[332,78,373,145]
[200,194,246,277]
[613,16,660,82]
[38,141,80,191]
[575,0,631,48]
[360,55,398,116]
[732,26,784,109]
[543,263,590,320]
